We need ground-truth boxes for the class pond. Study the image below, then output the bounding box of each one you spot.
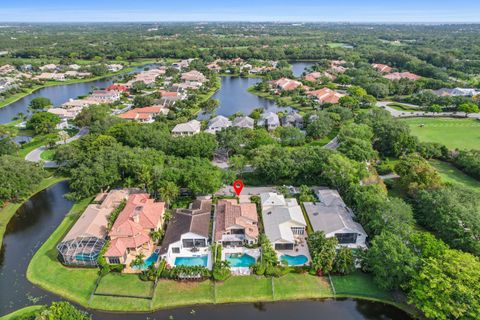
[0,181,412,320]
[290,61,317,77]
[0,64,157,124]
[197,76,291,120]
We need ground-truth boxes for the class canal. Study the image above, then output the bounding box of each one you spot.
[0,181,411,320]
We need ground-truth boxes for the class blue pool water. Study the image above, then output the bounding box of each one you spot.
[226,253,256,267]
[281,254,308,266]
[174,255,208,267]
[132,252,159,270]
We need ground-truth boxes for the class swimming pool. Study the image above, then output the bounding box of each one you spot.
[132,252,159,270]
[174,255,208,267]
[226,253,256,267]
[281,254,308,266]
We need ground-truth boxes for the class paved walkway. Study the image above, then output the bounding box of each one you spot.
[25,127,89,167]
[324,136,339,149]
[377,101,480,119]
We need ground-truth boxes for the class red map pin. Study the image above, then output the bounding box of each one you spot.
[232,179,244,196]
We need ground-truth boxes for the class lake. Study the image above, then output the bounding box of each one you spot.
[0,181,411,320]
[291,61,316,77]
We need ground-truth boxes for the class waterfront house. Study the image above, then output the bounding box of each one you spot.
[56,189,129,267]
[206,115,232,133]
[35,72,66,81]
[304,71,335,82]
[272,77,302,91]
[104,194,165,266]
[260,193,307,251]
[307,87,344,104]
[281,111,304,128]
[119,106,168,123]
[171,119,201,136]
[160,199,212,268]
[181,70,207,86]
[47,106,83,121]
[214,199,259,247]
[257,112,280,130]
[107,64,124,72]
[232,116,255,129]
[303,189,367,249]
[61,98,98,109]
[88,90,121,104]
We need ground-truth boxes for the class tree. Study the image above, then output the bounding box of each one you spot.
[133,95,154,108]
[339,96,360,110]
[29,97,52,112]
[35,301,92,320]
[306,113,334,139]
[228,154,247,175]
[428,104,442,114]
[458,102,479,117]
[130,253,146,268]
[395,154,442,194]
[275,126,305,146]
[366,231,418,290]
[309,233,338,275]
[0,155,45,202]
[408,249,480,320]
[158,181,179,207]
[0,128,18,156]
[333,247,355,275]
[27,112,61,134]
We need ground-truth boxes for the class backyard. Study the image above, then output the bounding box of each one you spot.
[430,159,480,190]
[400,117,480,150]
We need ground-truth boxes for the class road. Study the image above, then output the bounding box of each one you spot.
[377,101,480,119]
[25,127,89,167]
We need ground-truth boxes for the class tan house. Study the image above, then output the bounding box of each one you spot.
[307,87,344,104]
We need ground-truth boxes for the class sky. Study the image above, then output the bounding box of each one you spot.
[1,0,480,23]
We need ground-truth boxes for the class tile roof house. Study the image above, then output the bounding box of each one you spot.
[371,63,393,73]
[104,193,165,265]
[0,64,16,74]
[232,116,255,129]
[160,199,212,266]
[48,106,83,121]
[205,115,232,133]
[181,70,207,85]
[304,71,335,82]
[384,72,420,81]
[260,193,307,251]
[119,106,168,123]
[57,189,129,266]
[35,72,66,81]
[107,84,129,92]
[272,78,303,91]
[432,87,480,97]
[257,112,280,130]
[88,90,121,104]
[303,189,367,249]
[214,199,259,247]
[39,64,58,71]
[171,119,201,136]
[307,87,345,104]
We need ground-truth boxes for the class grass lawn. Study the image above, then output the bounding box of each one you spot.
[153,280,215,309]
[95,273,154,298]
[331,271,392,301]
[387,103,418,112]
[89,295,152,312]
[0,306,44,320]
[26,197,99,307]
[273,273,332,300]
[430,159,480,190]
[17,133,57,158]
[215,276,273,303]
[400,117,480,150]
[40,148,56,161]
[0,175,67,248]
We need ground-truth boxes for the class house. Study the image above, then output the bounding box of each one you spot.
[119,106,168,123]
[0,64,16,74]
[88,90,121,104]
[160,199,212,267]
[330,60,348,73]
[48,106,83,121]
[107,84,129,93]
[39,64,58,71]
[68,64,81,70]
[214,199,259,247]
[281,111,304,128]
[172,59,193,70]
[232,116,254,129]
[65,71,92,78]
[303,189,367,249]
[61,98,98,109]
[171,119,201,136]
[307,87,344,104]
[104,193,165,265]
[432,87,480,97]
[384,72,420,81]
[272,78,302,91]
[107,64,123,72]
[260,193,307,251]
[257,112,280,130]
[35,72,66,81]
[56,189,129,266]
[371,63,393,73]
[206,115,232,133]
[181,70,207,86]
[304,71,335,82]
[125,68,165,87]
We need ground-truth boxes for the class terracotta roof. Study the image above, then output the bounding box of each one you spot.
[307,87,344,104]
[384,72,420,81]
[214,199,258,241]
[273,78,302,91]
[371,63,392,73]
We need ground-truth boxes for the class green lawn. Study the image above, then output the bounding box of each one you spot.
[17,133,57,158]
[153,280,215,309]
[40,148,56,161]
[26,197,99,307]
[216,276,273,303]
[0,175,67,248]
[430,159,480,190]
[387,103,418,112]
[0,306,44,320]
[95,273,154,298]
[273,273,332,300]
[401,117,480,150]
[331,271,393,301]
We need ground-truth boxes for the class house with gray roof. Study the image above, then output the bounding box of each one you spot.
[260,193,307,251]
[171,119,201,136]
[257,112,280,130]
[304,189,367,249]
[281,111,304,128]
[205,115,232,133]
[232,116,254,129]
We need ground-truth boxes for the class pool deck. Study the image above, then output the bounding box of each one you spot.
[222,247,260,275]
[165,247,213,269]
[276,236,311,266]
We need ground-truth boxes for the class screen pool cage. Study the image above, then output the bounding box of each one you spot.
[57,236,105,267]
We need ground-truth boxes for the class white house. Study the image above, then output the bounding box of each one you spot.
[260,193,307,251]
[232,116,254,129]
[205,115,232,133]
[303,189,367,249]
[160,199,212,268]
[171,119,201,136]
[257,112,280,130]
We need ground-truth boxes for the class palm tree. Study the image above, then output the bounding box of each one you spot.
[150,229,164,243]
[158,181,179,207]
[130,253,146,269]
